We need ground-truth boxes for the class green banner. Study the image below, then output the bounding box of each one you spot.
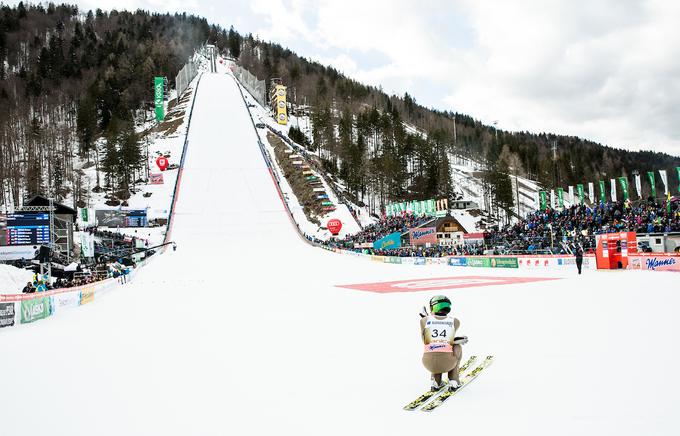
[618,177,629,201]
[539,191,547,210]
[80,207,88,222]
[598,181,606,203]
[491,257,519,268]
[154,77,165,121]
[577,184,584,204]
[557,188,564,208]
[467,257,491,267]
[20,297,51,324]
[647,171,656,198]
[677,167,680,194]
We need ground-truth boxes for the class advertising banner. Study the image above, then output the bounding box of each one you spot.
[557,188,564,208]
[588,182,594,203]
[385,257,402,264]
[647,171,656,197]
[150,173,164,185]
[550,190,556,209]
[634,174,642,199]
[80,207,89,223]
[618,177,630,201]
[610,179,617,202]
[659,170,669,195]
[490,257,519,268]
[51,292,81,314]
[80,232,95,258]
[599,181,606,203]
[20,297,51,324]
[539,191,547,210]
[154,76,165,121]
[448,257,468,267]
[568,186,574,203]
[577,184,584,204]
[631,255,680,272]
[414,258,426,265]
[409,227,437,246]
[80,287,95,305]
[274,85,288,125]
[467,257,491,267]
[373,232,402,250]
[0,302,15,328]
[677,167,680,193]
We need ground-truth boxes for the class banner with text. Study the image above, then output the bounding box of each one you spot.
[409,227,438,246]
[20,297,51,324]
[373,232,402,250]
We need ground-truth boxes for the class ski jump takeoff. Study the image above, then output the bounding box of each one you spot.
[420,295,468,391]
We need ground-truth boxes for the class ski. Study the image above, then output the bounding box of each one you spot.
[403,355,478,411]
[420,355,494,412]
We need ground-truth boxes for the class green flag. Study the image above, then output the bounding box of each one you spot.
[618,177,629,201]
[557,187,564,207]
[577,184,584,204]
[676,167,680,194]
[598,181,606,203]
[539,191,548,210]
[154,77,165,121]
[647,171,656,198]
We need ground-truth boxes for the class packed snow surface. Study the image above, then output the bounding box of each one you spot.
[1,73,679,436]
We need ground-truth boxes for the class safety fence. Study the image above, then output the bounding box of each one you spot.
[0,265,144,329]
[175,58,198,100]
[233,65,266,107]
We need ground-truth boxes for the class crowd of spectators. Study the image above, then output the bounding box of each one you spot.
[307,197,679,258]
[330,214,433,250]
[487,199,680,253]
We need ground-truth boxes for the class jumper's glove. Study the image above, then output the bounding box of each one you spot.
[419,306,429,318]
[453,336,468,345]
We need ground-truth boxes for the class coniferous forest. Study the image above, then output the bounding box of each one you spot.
[1,3,678,213]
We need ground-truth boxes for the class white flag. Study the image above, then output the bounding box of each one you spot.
[550,189,556,209]
[588,182,594,203]
[634,174,642,199]
[611,179,617,202]
[659,170,669,194]
[568,186,574,204]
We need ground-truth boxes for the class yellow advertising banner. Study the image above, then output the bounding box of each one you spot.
[80,287,95,305]
[275,85,287,125]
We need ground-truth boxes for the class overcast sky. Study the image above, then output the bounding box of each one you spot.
[10,0,680,156]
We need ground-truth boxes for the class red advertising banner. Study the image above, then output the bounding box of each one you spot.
[150,173,164,185]
[409,227,438,246]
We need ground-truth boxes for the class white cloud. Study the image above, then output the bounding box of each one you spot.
[10,0,680,155]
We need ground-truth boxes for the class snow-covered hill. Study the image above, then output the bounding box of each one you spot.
[1,65,679,436]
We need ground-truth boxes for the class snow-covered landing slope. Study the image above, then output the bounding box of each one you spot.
[1,73,679,436]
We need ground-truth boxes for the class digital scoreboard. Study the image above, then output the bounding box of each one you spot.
[5,213,50,245]
[124,210,148,227]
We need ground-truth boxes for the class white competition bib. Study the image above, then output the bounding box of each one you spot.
[425,315,454,342]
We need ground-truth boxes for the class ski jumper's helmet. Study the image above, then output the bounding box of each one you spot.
[430,295,451,316]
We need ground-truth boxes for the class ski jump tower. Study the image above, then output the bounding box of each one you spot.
[269,78,288,125]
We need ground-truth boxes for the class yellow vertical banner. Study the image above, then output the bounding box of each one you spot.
[275,85,287,125]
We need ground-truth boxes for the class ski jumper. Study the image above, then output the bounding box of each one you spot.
[421,315,461,375]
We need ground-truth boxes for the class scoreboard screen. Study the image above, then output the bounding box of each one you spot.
[5,213,50,246]
[124,210,148,227]
[95,209,148,228]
